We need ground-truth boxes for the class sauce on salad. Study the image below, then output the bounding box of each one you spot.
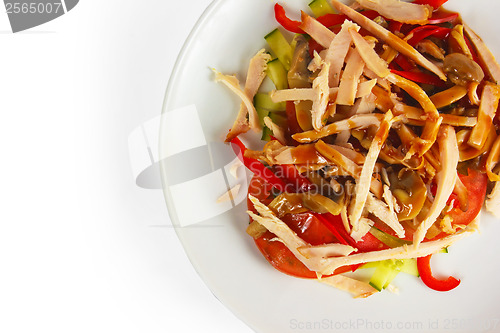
[216,0,500,297]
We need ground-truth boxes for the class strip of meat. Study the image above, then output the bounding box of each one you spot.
[330,0,447,80]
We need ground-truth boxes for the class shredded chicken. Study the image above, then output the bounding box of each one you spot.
[350,111,394,231]
[263,116,286,144]
[336,47,365,105]
[468,83,500,149]
[311,62,331,130]
[217,184,241,203]
[414,126,459,248]
[486,180,500,218]
[416,39,445,60]
[219,50,271,141]
[300,12,336,48]
[326,21,359,86]
[356,0,431,25]
[319,274,378,298]
[292,114,383,143]
[331,0,447,80]
[217,0,498,296]
[366,192,405,238]
[464,24,500,84]
[321,226,474,275]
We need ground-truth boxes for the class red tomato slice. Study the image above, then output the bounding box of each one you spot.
[373,169,488,242]
[448,169,488,225]
[247,175,386,278]
[254,213,361,278]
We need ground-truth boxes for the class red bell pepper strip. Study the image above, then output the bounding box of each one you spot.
[428,11,459,24]
[316,13,347,28]
[274,3,304,34]
[312,213,350,246]
[360,10,382,20]
[308,38,324,59]
[230,137,287,192]
[412,0,448,8]
[393,54,416,71]
[391,69,446,88]
[273,164,316,193]
[388,21,403,33]
[417,254,461,292]
[406,25,451,46]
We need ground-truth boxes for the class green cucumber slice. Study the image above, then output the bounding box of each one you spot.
[265,29,294,71]
[308,0,335,17]
[254,92,285,112]
[266,58,288,90]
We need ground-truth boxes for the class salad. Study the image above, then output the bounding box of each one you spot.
[215,0,500,298]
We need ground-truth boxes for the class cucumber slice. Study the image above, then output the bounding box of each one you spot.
[369,227,412,248]
[261,125,272,141]
[366,258,421,290]
[254,92,285,112]
[255,92,286,141]
[399,259,419,277]
[383,267,401,289]
[265,29,294,71]
[255,105,269,129]
[369,262,393,292]
[266,58,288,90]
[257,109,286,141]
[308,0,335,17]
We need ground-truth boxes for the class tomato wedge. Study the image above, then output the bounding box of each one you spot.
[254,212,354,278]
[373,169,487,242]
[448,169,488,225]
[247,176,386,278]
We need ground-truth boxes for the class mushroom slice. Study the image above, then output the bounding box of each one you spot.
[443,53,484,86]
[388,169,427,222]
[315,140,384,199]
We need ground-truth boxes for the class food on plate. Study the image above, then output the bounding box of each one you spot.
[215,0,500,297]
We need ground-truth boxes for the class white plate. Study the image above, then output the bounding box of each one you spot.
[160,1,500,332]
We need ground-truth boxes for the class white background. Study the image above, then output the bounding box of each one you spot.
[0,0,252,332]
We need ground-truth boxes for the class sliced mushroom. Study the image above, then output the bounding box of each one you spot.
[389,168,427,221]
[443,53,484,86]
